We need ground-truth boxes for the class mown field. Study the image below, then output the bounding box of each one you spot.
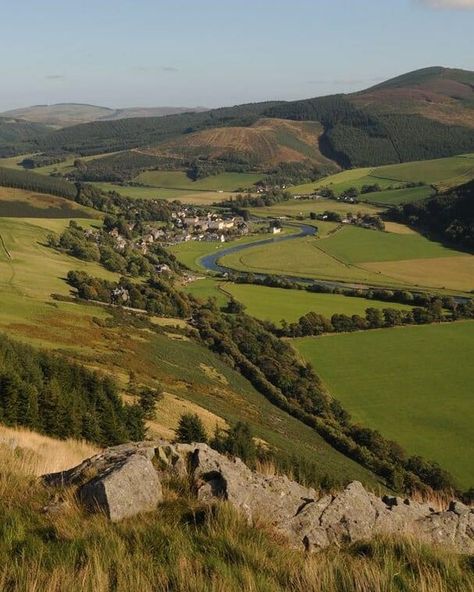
[293,321,474,489]
[220,224,474,293]
[221,283,413,324]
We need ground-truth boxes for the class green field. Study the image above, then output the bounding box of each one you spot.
[373,154,474,190]
[182,277,230,307]
[219,224,474,292]
[289,153,474,197]
[320,224,458,263]
[135,170,263,191]
[248,198,381,219]
[293,321,474,488]
[169,227,297,271]
[0,217,115,351]
[358,185,434,206]
[0,186,98,218]
[91,182,235,205]
[222,283,413,324]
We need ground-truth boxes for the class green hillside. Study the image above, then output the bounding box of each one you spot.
[289,153,474,201]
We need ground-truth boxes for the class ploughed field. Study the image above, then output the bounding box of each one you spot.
[292,321,474,489]
[219,224,474,293]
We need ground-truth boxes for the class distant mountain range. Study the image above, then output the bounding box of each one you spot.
[1,67,474,170]
[0,103,208,128]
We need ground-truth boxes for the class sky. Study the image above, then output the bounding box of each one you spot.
[0,0,473,111]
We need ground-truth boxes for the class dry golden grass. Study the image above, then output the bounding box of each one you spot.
[0,428,472,591]
[362,255,474,292]
[0,424,98,475]
[148,392,228,440]
[383,221,417,235]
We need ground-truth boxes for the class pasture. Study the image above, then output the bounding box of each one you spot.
[169,229,294,271]
[222,283,413,324]
[91,181,234,205]
[289,153,474,197]
[247,198,381,219]
[182,277,230,307]
[0,217,114,351]
[293,321,474,488]
[135,170,263,191]
[358,185,434,206]
[0,186,98,218]
[219,224,474,292]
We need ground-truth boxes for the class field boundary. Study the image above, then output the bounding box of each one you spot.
[0,232,11,259]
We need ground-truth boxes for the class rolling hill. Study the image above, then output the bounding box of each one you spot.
[142,118,337,169]
[0,103,208,128]
[2,67,474,174]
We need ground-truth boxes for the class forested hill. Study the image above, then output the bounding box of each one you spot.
[0,103,209,128]
[391,179,474,250]
[2,67,474,169]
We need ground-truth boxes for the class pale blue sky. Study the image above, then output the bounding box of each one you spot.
[1,0,473,110]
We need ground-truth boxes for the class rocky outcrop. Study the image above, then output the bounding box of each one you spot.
[43,442,163,522]
[42,441,474,553]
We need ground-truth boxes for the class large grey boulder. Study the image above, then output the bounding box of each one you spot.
[78,453,162,522]
[43,442,163,522]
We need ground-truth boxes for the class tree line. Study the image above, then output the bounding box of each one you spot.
[0,333,145,445]
[192,302,455,494]
[49,220,179,276]
[389,180,474,250]
[67,270,191,318]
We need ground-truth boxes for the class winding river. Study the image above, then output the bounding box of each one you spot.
[199,223,348,289]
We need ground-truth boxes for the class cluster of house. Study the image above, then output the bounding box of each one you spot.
[171,211,249,243]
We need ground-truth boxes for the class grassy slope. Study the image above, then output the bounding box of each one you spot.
[0,186,98,218]
[247,198,381,219]
[0,217,114,352]
[289,153,474,197]
[222,283,413,324]
[135,170,264,191]
[359,185,434,205]
[0,215,378,487]
[293,322,474,489]
[1,435,471,592]
[91,182,235,205]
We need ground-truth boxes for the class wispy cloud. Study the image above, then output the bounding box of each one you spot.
[131,66,179,73]
[45,74,65,80]
[419,0,474,9]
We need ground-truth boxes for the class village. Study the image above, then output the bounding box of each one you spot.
[105,207,281,266]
